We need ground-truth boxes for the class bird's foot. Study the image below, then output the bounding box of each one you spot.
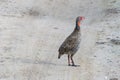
[71,64,80,67]
[71,64,76,67]
[68,64,80,67]
[68,64,71,66]
[68,63,76,66]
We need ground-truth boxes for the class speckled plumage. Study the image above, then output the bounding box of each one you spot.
[58,16,84,66]
[58,28,81,56]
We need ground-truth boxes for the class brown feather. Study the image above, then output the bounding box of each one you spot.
[58,29,81,55]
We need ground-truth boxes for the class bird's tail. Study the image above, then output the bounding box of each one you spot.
[58,53,61,59]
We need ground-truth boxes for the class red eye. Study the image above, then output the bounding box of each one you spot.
[82,17,85,20]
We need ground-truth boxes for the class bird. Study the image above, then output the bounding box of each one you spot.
[58,16,85,66]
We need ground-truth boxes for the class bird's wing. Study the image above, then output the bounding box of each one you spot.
[59,36,77,52]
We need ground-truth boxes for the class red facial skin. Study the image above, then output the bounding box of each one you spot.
[77,16,85,27]
[77,21,81,27]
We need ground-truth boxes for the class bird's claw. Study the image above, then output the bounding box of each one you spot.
[68,64,76,67]
[68,64,71,66]
[71,64,77,67]
[72,64,80,67]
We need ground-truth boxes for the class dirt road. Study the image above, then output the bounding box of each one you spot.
[0,15,119,80]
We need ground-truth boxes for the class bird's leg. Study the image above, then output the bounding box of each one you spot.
[71,54,75,66]
[68,54,70,66]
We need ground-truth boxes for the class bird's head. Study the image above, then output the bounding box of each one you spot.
[76,16,85,27]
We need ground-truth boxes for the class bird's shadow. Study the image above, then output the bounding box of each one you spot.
[11,57,66,67]
[11,57,80,67]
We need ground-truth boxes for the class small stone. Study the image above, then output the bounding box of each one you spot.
[110,39,120,45]
[93,55,97,57]
[110,78,118,80]
[53,27,58,29]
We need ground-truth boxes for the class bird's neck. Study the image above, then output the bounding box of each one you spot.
[75,25,80,31]
[75,21,81,31]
